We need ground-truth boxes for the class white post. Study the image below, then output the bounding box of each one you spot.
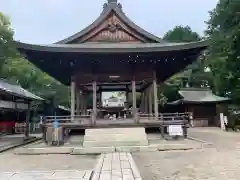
[71,80,76,119]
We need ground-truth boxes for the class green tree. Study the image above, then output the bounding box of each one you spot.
[160,26,209,103]
[0,12,15,71]
[163,25,201,42]
[2,57,70,107]
[205,0,240,103]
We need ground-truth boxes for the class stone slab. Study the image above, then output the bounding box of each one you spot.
[157,143,202,151]
[71,147,115,155]
[0,137,41,153]
[116,145,158,152]
[14,147,73,155]
[0,170,92,180]
[91,153,142,180]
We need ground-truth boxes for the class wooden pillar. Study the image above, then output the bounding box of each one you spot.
[24,101,31,138]
[149,84,153,115]
[80,91,84,115]
[132,76,137,122]
[140,92,144,113]
[84,93,88,115]
[71,80,76,118]
[82,93,86,115]
[126,91,129,109]
[153,71,158,119]
[92,81,97,125]
[144,90,148,113]
[76,88,80,116]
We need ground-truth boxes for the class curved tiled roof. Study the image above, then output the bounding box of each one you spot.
[56,0,163,44]
[15,40,208,53]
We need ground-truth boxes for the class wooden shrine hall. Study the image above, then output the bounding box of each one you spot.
[15,0,208,128]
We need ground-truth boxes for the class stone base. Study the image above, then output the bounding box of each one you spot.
[83,128,148,148]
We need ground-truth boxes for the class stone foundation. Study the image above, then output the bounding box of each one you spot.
[83,128,148,147]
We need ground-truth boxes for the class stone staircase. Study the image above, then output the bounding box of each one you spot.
[83,128,148,147]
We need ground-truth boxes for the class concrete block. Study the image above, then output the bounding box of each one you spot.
[15,147,73,155]
[157,144,195,151]
[71,147,115,155]
[116,145,158,152]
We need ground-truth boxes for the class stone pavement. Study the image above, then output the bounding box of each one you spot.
[92,153,142,180]
[0,135,40,153]
[188,127,240,151]
[0,170,92,180]
[133,127,240,180]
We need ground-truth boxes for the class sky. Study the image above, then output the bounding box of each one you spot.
[1,0,218,44]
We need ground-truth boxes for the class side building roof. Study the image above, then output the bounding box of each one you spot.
[168,88,230,104]
[0,79,43,101]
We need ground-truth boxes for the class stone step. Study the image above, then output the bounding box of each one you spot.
[83,127,148,148]
[85,128,146,134]
[83,140,148,147]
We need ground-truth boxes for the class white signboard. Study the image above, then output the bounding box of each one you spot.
[168,125,183,136]
[102,91,126,107]
[220,113,225,130]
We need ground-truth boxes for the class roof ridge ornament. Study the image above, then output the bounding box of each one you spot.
[108,0,117,3]
[103,0,122,10]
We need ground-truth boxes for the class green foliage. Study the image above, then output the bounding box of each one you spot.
[0,12,16,71]
[1,57,70,107]
[161,25,210,103]
[0,12,70,108]
[163,26,202,42]
[205,0,240,104]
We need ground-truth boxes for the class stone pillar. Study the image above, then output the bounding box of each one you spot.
[76,88,80,116]
[71,80,76,118]
[153,71,158,119]
[92,81,97,125]
[132,76,137,122]
[149,84,153,115]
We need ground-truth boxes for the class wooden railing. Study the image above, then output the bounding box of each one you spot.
[44,115,91,124]
[139,112,190,121]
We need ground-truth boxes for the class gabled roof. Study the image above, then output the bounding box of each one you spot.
[57,0,163,44]
[168,88,230,104]
[0,79,43,101]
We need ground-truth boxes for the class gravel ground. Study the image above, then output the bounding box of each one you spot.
[133,128,240,180]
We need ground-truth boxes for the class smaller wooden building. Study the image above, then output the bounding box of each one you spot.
[0,79,43,134]
[167,88,230,127]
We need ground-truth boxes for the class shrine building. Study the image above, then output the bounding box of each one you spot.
[15,0,208,126]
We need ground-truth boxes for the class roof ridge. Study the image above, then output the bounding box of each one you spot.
[56,1,163,44]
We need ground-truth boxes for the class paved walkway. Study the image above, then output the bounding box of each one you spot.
[92,153,142,180]
[0,170,92,180]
